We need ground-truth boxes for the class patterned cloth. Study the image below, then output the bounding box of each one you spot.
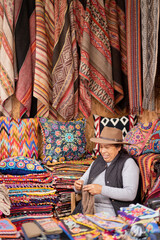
[34,0,85,120]
[39,117,87,164]
[0,117,39,160]
[79,0,114,118]
[51,0,80,120]
[33,0,57,119]
[135,153,158,202]
[0,171,58,231]
[14,0,36,117]
[0,0,15,116]
[105,0,128,109]
[141,0,159,111]
[125,0,142,114]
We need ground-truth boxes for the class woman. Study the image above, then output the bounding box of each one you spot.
[74,126,140,217]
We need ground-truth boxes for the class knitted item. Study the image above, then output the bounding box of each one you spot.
[82,190,95,215]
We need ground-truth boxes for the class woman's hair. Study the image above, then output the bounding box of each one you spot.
[115,144,128,154]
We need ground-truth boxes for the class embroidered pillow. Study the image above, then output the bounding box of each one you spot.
[0,117,39,160]
[0,156,46,175]
[142,120,160,154]
[93,114,137,156]
[39,117,86,164]
[123,120,158,157]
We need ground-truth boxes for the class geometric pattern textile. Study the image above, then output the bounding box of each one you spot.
[39,117,86,164]
[105,0,128,110]
[0,117,39,160]
[126,0,143,114]
[124,120,158,157]
[15,0,36,117]
[141,0,159,111]
[51,0,80,120]
[33,0,57,119]
[93,114,137,156]
[0,0,15,116]
[79,0,114,118]
[135,153,158,202]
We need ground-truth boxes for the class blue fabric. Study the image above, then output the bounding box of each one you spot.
[0,156,46,175]
[39,117,86,163]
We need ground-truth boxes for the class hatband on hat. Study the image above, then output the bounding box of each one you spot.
[90,126,131,145]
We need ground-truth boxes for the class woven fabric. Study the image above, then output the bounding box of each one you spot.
[105,0,128,110]
[33,0,57,119]
[0,0,14,116]
[51,0,80,120]
[39,117,86,164]
[141,0,159,111]
[124,120,157,157]
[126,0,143,114]
[79,0,114,118]
[93,114,137,156]
[0,156,46,175]
[0,117,38,160]
[15,0,36,117]
[135,153,158,201]
[143,120,160,154]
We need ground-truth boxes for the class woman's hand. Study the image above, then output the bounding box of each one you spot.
[83,184,102,195]
[74,179,84,191]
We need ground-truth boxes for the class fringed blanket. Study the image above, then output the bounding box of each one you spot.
[79,0,114,118]
[14,0,36,117]
[126,0,142,114]
[141,0,159,111]
[0,0,15,116]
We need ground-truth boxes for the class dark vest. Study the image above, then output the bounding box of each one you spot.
[87,151,139,215]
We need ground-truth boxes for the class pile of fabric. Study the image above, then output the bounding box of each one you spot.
[47,158,94,218]
[0,218,22,239]
[0,172,58,230]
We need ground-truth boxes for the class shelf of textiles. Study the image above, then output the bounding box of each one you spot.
[47,158,94,218]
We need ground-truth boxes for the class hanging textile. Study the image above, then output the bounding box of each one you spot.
[51,0,80,120]
[125,0,142,114]
[79,0,114,118]
[33,0,57,119]
[0,0,15,116]
[15,0,36,117]
[105,0,128,110]
[141,0,159,111]
[34,0,85,120]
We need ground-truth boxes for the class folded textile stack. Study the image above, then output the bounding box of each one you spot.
[0,172,59,230]
[48,158,94,218]
[0,218,22,239]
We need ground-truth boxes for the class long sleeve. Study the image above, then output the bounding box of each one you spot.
[101,158,140,201]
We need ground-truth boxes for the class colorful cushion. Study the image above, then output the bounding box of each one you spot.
[142,120,160,154]
[93,114,138,156]
[0,117,39,160]
[0,156,46,175]
[39,117,86,164]
[123,120,158,157]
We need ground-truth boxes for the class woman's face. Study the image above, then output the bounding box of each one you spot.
[100,144,121,163]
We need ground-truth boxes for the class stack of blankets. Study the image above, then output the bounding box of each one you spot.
[0,171,58,230]
[46,157,94,218]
